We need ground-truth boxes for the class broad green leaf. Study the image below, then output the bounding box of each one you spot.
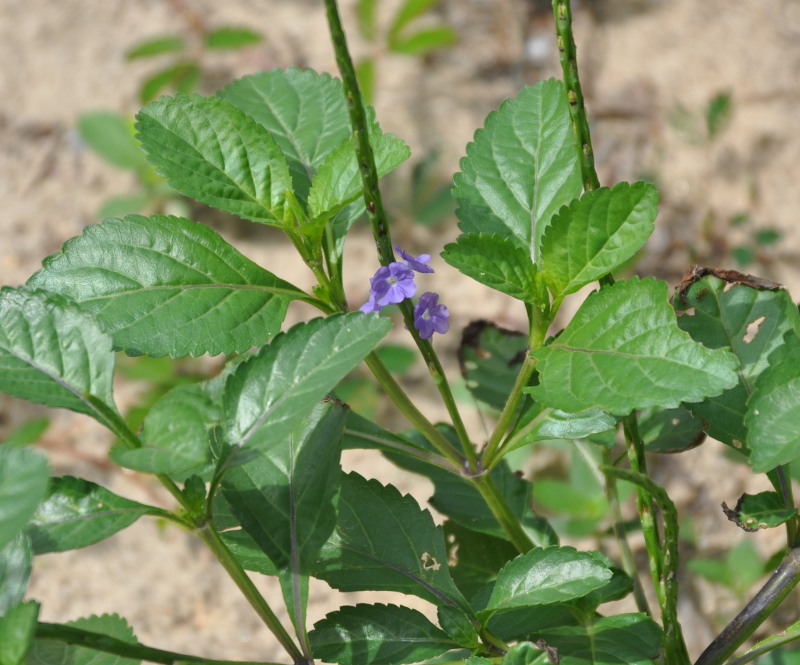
[0,600,39,665]
[218,528,278,576]
[444,521,518,601]
[529,277,740,415]
[220,69,352,203]
[342,412,432,459]
[223,314,390,451]
[135,94,292,224]
[458,321,528,410]
[437,606,479,649]
[0,447,49,550]
[307,119,410,222]
[125,36,185,59]
[441,234,540,303]
[0,535,32,616]
[66,614,139,665]
[746,333,800,472]
[389,27,457,55]
[508,403,617,453]
[540,182,658,301]
[483,605,578,643]
[204,27,261,50]
[503,643,551,665]
[221,400,344,571]
[28,215,304,358]
[77,113,149,172]
[727,491,798,531]
[29,477,168,554]
[110,384,217,479]
[533,614,662,665]
[453,80,582,262]
[638,407,706,453]
[675,275,800,448]
[0,288,117,425]
[309,604,455,665]
[315,472,470,613]
[479,546,612,619]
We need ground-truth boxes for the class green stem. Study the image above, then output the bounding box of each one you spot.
[695,549,800,665]
[474,475,535,553]
[551,0,600,192]
[768,466,799,548]
[34,622,281,665]
[198,525,307,665]
[726,619,800,665]
[323,0,474,466]
[603,466,690,665]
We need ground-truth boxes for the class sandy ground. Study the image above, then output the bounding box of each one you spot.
[2,0,800,661]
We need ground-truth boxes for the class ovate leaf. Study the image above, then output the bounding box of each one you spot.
[540,182,658,301]
[0,535,32,617]
[0,447,49,550]
[675,274,800,448]
[389,27,458,55]
[724,491,797,531]
[746,333,800,472]
[28,215,304,357]
[0,600,39,665]
[77,112,150,172]
[502,643,551,665]
[0,288,117,424]
[638,407,706,453]
[135,94,292,224]
[441,234,540,303]
[29,477,168,554]
[444,521,518,600]
[204,27,261,50]
[479,546,612,619]
[66,614,139,665]
[315,472,470,613]
[508,403,617,453]
[309,604,455,665]
[529,277,739,415]
[223,314,390,451]
[110,384,217,479]
[453,79,582,262]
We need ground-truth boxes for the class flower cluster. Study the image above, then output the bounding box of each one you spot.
[360,246,449,339]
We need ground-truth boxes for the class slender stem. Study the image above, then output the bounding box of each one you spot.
[695,549,800,665]
[768,466,799,548]
[198,524,307,665]
[603,466,690,665]
[726,619,800,665]
[34,622,281,665]
[551,0,600,192]
[474,475,535,553]
[600,448,651,617]
[323,0,475,467]
[343,427,463,475]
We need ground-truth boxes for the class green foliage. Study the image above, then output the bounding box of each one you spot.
[0,447,49,551]
[688,539,768,597]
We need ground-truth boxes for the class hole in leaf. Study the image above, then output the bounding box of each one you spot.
[732,439,744,449]
[743,315,766,344]
[420,551,441,571]
[678,307,696,317]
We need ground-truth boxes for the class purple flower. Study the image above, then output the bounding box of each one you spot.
[360,262,416,313]
[395,245,434,273]
[413,292,449,339]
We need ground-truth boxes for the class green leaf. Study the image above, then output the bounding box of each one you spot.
[441,234,540,303]
[60,614,139,665]
[458,321,528,410]
[389,0,443,37]
[28,477,167,554]
[638,407,706,453]
[125,36,185,59]
[0,288,117,425]
[342,412,432,459]
[437,606,479,650]
[0,535,32,616]
[77,113,150,172]
[1,418,49,448]
[218,528,278,576]
[221,400,344,571]
[389,27,457,55]
[508,403,617,453]
[138,63,200,104]
[307,117,410,222]
[479,546,612,619]
[444,521,518,601]
[540,182,658,301]
[529,277,740,416]
[675,274,800,448]
[0,447,49,551]
[534,614,661,665]
[726,491,798,531]
[220,69,353,203]
[204,27,262,50]
[453,80,582,262]
[28,215,304,358]
[746,333,800,472]
[315,472,470,613]
[223,314,390,451]
[356,0,378,40]
[309,604,455,665]
[502,643,551,665]
[0,600,39,665]
[135,94,292,224]
[110,384,217,479]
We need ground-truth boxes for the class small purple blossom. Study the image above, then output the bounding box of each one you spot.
[395,245,434,273]
[413,292,449,339]
[360,262,416,313]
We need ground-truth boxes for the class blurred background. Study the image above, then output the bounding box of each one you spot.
[2,0,800,660]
